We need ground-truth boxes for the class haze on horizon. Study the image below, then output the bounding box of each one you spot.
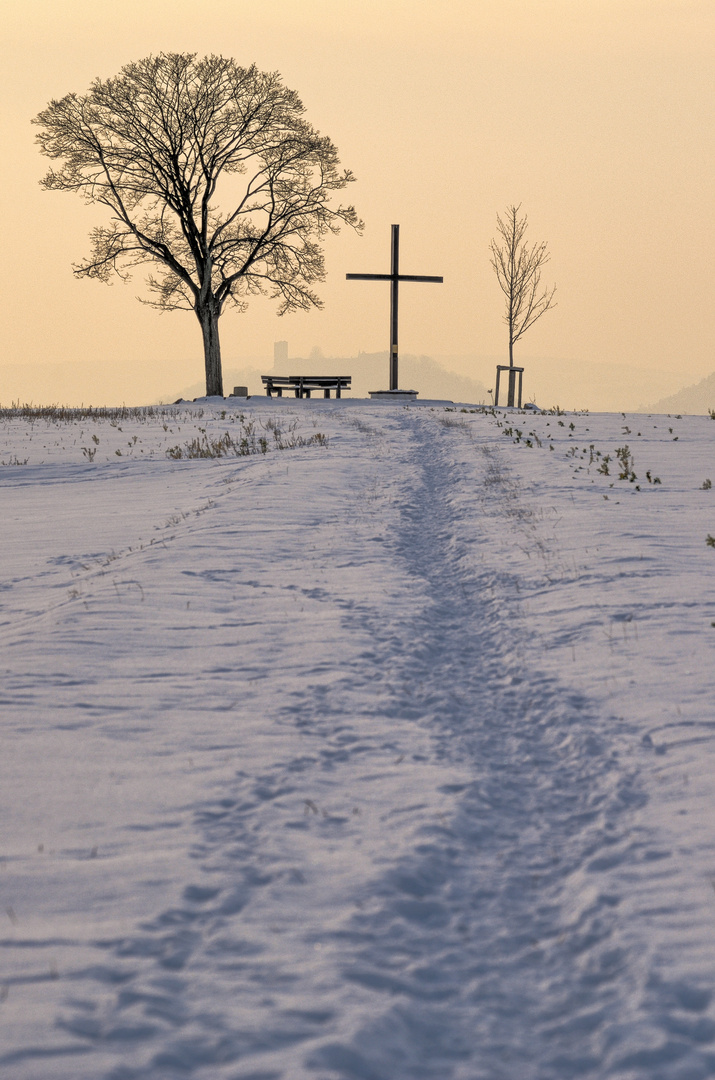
[2,0,713,410]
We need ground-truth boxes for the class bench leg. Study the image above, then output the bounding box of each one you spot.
[324,388,331,398]
[336,386,341,398]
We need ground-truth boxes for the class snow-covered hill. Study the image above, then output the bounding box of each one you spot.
[1,400,715,1079]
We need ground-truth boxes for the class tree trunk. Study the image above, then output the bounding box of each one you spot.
[507,332,515,406]
[197,303,224,397]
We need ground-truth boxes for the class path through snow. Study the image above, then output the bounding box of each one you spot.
[1,402,715,1079]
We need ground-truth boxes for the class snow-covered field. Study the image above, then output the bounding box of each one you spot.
[1,398,715,1080]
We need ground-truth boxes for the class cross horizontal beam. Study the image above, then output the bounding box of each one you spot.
[346,274,444,283]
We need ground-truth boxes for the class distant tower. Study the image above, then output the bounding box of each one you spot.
[274,340,288,365]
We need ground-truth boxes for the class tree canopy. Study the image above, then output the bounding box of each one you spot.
[34,53,362,396]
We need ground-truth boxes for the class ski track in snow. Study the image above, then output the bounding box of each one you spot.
[1,402,715,1079]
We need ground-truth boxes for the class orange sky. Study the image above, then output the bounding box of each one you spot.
[1,0,714,405]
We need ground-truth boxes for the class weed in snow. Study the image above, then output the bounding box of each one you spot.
[166,418,328,459]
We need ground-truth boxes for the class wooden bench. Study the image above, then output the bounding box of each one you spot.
[261,375,351,399]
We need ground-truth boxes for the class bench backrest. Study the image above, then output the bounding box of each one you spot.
[262,375,351,386]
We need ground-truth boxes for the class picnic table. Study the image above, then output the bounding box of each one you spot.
[261,375,351,399]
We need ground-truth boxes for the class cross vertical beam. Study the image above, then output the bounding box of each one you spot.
[347,225,443,392]
[389,224,399,390]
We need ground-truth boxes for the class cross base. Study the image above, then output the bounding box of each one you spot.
[369,389,419,400]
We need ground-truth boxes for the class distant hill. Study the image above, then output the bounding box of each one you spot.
[642,372,715,415]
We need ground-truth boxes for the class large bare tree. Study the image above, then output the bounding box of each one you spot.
[490,205,556,406]
[34,53,362,397]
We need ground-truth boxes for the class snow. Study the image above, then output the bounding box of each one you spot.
[1,399,715,1079]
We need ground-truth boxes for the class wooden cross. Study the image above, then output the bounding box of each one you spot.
[347,225,443,391]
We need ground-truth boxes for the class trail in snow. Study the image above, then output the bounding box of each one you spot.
[1,402,715,1079]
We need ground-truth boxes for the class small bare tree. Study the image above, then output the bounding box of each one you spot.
[33,53,362,397]
[490,204,556,405]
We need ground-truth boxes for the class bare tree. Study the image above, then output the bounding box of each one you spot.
[490,204,556,405]
[33,53,362,397]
